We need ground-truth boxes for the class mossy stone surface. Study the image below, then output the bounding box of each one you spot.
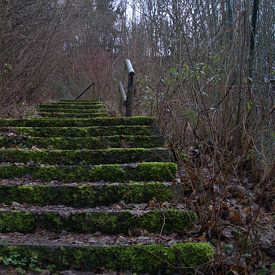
[38,112,108,118]
[39,103,104,109]
[0,182,174,207]
[0,116,155,127]
[38,107,107,113]
[0,243,214,273]
[0,148,173,165]
[0,126,155,137]
[0,135,164,149]
[0,162,177,182]
[0,209,197,234]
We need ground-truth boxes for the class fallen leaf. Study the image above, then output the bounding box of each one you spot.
[229,211,242,224]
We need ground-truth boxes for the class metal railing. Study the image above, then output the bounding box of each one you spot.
[75,82,95,100]
[118,59,135,117]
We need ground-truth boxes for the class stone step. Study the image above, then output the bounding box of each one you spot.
[38,112,108,118]
[41,101,106,109]
[0,148,173,165]
[40,102,104,108]
[0,116,154,127]
[0,135,164,149]
[37,105,107,114]
[0,232,214,273]
[59,99,103,103]
[0,162,177,182]
[0,125,155,137]
[0,205,197,234]
[0,181,174,207]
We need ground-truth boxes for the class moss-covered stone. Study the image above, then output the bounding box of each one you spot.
[39,103,104,109]
[38,107,107,113]
[0,212,36,233]
[38,112,108,118]
[0,116,155,127]
[0,125,155,137]
[0,148,173,165]
[53,100,102,103]
[0,162,177,182]
[0,242,214,273]
[0,182,174,207]
[0,135,164,149]
[59,100,102,103]
[0,209,197,234]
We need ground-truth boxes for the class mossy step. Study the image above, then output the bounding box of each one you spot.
[38,112,108,118]
[39,100,105,106]
[39,105,105,111]
[40,103,104,109]
[0,239,214,273]
[0,162,177,182]
[0,126,155,137]
[0,181,174,207]
[0,148,173,165]
[38,107,107,113]
[0,207,197,234]
[57,101,103,106]
[0,116,154,127]
[59,99,102,103]
[0,135,164,149]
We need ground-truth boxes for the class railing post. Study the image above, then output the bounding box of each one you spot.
[118,81,127,114]
[125,59,135,117]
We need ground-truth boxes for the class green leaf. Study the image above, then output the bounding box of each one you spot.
[168,67,178,75]
[246,102,254,111]
[257,266,268,275]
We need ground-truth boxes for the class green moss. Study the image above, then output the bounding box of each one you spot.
[0,243,214,273]
[0,116,155,127]
[0,125,155,137]
[38,107,107,113]
[0,148,173,165]
[0,212,36,233]
[138,209,197,233]
[131,162,177,181]
[0,209,197,234]
[0,182,174,207]
[0,162,177,182]
[46,101,102,104]
[171,242,215,269]
[39,103,104,109]
[0,135,164,149]
[38,112,108,118]
[59,100,102,103]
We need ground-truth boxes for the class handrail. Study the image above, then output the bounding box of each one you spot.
[118,59,135,116]
[75,82,95,100]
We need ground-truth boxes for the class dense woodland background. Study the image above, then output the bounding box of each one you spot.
[0,0,274,272]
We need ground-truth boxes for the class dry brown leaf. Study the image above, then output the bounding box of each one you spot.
[229,211,242,224]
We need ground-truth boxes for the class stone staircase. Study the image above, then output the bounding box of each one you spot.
[0,100,213,274]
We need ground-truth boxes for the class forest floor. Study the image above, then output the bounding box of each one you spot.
[175,150,275,274]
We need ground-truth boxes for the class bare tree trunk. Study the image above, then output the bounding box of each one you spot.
[248,0,260,80]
